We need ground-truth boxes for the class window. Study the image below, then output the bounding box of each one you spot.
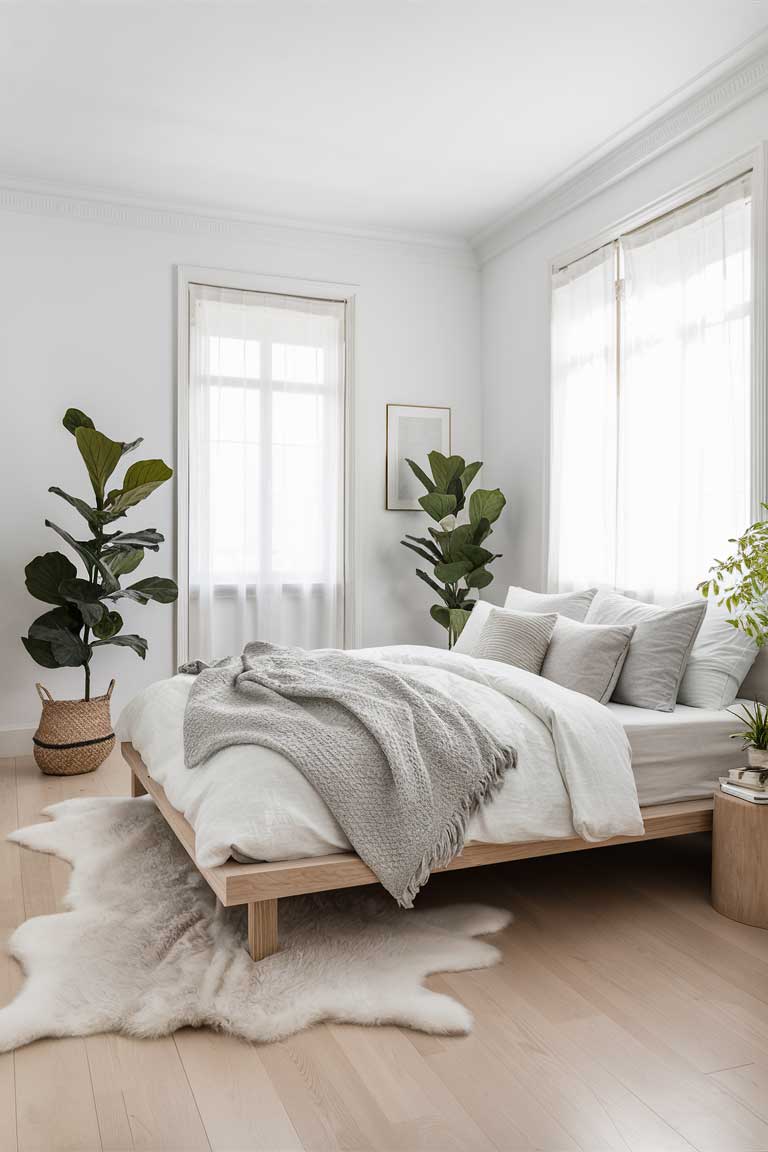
[185,283,347,661]
[549,173,752,602]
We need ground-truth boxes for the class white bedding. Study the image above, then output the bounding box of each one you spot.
[118,644,643,867]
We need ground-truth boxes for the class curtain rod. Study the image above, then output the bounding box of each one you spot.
[554,168,752,275]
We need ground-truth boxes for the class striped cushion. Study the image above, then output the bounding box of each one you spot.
[474,607,557,674]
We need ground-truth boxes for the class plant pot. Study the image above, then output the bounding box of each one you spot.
[32,680,115,776]
[747,747,768,771]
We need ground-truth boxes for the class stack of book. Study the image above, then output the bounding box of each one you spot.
[720,767,768,804]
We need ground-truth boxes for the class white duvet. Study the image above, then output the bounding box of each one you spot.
[117,644,644,868]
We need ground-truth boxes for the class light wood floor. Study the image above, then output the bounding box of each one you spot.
[3,752,768,1152]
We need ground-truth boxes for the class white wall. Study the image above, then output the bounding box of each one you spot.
[481,89,768,600]
[0,208,479,730]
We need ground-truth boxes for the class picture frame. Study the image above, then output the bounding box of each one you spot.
[386,404,451,510]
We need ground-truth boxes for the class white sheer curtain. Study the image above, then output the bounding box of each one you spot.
[188,285,345,662]
[549,244,618,590]
[549,174,752,602]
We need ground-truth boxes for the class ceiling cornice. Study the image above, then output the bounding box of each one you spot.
[0,177,475,269]
[473,33,768,264]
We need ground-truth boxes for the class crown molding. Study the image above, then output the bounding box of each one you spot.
[0,176,475,269]
[473,34,768,264]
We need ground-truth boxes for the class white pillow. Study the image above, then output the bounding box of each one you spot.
[474,607,557,674]
[586,590,706,712]
[541,616,634,703]
[504,585,597,622]
[677,606,758,709]
[452,599,494,655]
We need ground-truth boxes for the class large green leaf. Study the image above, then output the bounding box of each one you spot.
[127,576,178,604]
[92,633,147,659]
[44,521,119,592]
[401,539,440,565]
[92,610,123,640]
[434,560,473,584]
[469,488,506,527]
[48,487,103,529]
[404,459,435,494]
[415,569,451,606]
[107,459,173,514]
[458,544,499,568]
[418,492,456,523]
[75,427,123,505]
[429,452,465,492]
[109,576,178,605]
[404,534,442,560]
[106,546,144,577]
[472,517,491,545]
[103,528,163,551]
[21,636,60,668]
[430,604,451,630]
[446,523,474,560]
[58,578,106,627]
[448,608,472,640]
[465,566,494,589]
[63,408,95,435]
[119,437,144,457]
[460,461,482,493]
[25,551,77,605]
[28,607,90,666]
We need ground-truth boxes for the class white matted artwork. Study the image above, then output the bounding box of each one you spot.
[386,404,451,510]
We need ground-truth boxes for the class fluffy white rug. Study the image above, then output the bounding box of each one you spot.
[0,796,511,1052]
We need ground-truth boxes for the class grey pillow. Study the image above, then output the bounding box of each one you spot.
[474,607,557,674]
[541,616,634,703]
[504,585,597,622]
[585,590,706,711]
[451,599,493,655]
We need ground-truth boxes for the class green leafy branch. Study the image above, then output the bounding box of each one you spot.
[400,451,505,647]
[698,503,768,647]
[21,408,177,699]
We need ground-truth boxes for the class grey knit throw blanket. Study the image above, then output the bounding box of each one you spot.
[181,642,515,907]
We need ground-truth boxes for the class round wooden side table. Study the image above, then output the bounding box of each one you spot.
[711,789,768,928]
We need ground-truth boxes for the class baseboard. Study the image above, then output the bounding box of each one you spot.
[0,726,35,757]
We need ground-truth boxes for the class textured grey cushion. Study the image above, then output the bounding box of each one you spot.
[541,616,634,703]
[474,607,557,674]
[677,606,758,709]
[504,585,597,623]
[740,644,768,704]
[585,590,706,711]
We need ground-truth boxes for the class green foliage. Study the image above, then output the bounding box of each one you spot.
[401,451,505,648]
[21,408,177,700]
[728,701,768,751]
[698,503,768,646]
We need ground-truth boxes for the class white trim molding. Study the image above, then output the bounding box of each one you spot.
[474,35,768,263]
[752,141,768,517]
[0,176,473,269]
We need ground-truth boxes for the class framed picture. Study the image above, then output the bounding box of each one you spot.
[386,404,451,510]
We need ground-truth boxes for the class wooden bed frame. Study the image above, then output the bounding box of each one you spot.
[122,741,714,961]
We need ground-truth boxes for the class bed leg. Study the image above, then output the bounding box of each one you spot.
[130,769,147,798]
[247,900,279,961]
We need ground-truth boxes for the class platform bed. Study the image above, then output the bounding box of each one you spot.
[122,741,714,961]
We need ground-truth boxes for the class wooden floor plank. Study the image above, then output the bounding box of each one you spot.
[6,752,768,1151]
[173,1028,302,1152]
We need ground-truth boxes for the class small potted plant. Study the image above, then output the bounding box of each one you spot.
[21,408,177,776]
[728,701,768,783]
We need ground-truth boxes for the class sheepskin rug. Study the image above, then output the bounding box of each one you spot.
[0,796,511,1052]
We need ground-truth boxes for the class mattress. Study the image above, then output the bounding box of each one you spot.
[609,700,745,805]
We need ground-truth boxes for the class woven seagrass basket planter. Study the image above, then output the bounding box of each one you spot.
[32,680,115,776]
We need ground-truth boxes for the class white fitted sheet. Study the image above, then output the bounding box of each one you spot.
[608,700,746,805]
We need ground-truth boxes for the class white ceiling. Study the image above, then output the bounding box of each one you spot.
[2,1,767,240]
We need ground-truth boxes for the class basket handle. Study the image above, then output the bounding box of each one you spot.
[35,683,54,703]
[106,679,115,699]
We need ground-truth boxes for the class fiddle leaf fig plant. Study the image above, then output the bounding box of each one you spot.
[21,409,177,700]
[400,451,506,647]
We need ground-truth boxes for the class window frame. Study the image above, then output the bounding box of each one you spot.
[545,143,768,589]
[176,266,358,666]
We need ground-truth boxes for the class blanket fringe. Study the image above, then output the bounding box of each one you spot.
[399,746,516,909]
